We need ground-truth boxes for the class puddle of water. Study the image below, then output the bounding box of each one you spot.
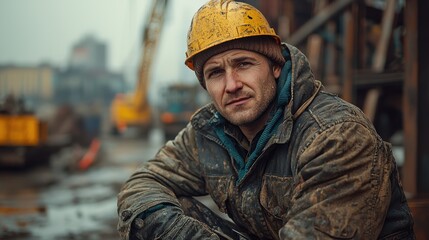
[31,196,118,239]
[40,184,114,206]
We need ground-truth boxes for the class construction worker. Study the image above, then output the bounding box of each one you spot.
[117,0,415,239]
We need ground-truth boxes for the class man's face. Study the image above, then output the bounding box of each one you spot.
[203,49,281,127]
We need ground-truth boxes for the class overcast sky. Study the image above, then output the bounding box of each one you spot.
[0,0,206,85]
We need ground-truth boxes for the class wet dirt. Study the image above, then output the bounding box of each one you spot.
[0,131,163,240]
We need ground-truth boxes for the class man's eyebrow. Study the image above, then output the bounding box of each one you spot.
[204,55,258,74]
[230,56,257,64]
[203,64,222,75]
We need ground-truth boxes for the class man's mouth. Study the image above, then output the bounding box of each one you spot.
[226,97,251,106]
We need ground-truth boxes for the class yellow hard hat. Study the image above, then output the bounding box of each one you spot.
[185,0,281,70]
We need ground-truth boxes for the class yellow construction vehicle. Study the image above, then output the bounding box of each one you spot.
[0,95,91,167]
[0,115,49,166]
[110,0,168,136]
[0,115,47,147]
[0,95,48,166]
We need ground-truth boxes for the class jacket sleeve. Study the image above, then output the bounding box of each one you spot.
[117,123,211,240]
[279,121,393,239]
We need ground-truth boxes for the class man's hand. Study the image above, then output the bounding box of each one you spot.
[130,205,220,240]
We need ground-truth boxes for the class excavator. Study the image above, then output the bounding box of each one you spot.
[110,0,168,136]
[0,95,48,166]
[0,95,94,168]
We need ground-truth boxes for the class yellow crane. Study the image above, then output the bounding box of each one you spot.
[110,0,169,136]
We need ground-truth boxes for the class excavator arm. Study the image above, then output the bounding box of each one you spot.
[110,0,169,135]
[134,0,168,110]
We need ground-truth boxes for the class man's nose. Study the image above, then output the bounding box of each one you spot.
[225,70,243,93]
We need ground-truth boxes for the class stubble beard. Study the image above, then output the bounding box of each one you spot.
[219,86,276,127]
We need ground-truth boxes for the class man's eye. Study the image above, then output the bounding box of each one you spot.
[207,69,223,79]
[238,61,252,68]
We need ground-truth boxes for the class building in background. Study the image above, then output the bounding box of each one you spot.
[68,34,107,71]
[56,34,125,137]
[0,34,126,138]
[58,34,125,106]
[56,68,124,108]
[0,64,58,110]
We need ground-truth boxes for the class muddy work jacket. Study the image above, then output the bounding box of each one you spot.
[117,44,414,239]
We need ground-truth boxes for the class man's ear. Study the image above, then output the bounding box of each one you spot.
[273,65,281,79]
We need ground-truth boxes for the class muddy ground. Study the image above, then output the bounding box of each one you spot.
[0,130,163,240]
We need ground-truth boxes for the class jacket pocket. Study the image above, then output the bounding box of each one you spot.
[206,175,232,213]
[260,175,293,220]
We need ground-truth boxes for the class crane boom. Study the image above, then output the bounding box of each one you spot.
[134,0,168,110]
[110,0,169,135]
